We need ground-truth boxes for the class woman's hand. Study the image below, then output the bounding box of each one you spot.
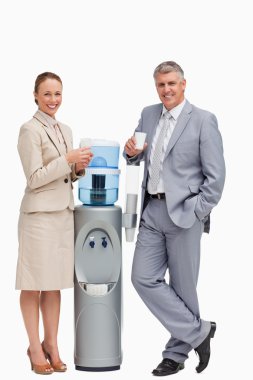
[66,147,93,167]
[124,136,148,157]
[75,161,86,173]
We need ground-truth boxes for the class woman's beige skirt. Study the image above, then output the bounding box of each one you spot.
[16,208,74,290]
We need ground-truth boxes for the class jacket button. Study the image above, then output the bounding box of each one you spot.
[64,178,69,183]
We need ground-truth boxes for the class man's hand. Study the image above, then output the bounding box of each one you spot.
[124,136,147,157]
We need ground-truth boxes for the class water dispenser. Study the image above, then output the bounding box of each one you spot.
[74,138,122,371]
[74,138,139,371]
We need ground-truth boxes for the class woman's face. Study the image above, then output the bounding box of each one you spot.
[34,78,62,118]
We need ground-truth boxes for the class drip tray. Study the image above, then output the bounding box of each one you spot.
[79,282,116,296]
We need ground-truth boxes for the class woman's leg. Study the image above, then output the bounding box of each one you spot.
[40,290,63,364]
[20,290,49,365]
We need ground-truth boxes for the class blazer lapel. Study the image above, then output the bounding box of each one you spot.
[33,111,62,155]
[164,100,192,159]
[58,123,72,153]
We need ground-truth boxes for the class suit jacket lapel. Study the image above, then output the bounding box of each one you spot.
[33,111,62,156]
[164,100,192,159]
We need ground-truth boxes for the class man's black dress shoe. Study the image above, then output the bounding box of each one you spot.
[195,321,216,373]
[152,358,184,376]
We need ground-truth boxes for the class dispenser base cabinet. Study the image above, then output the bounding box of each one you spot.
[74,205,122,371]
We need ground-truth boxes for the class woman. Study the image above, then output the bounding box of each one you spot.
[16,72,93,374]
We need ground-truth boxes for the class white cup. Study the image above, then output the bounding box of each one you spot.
[134,132,147,150]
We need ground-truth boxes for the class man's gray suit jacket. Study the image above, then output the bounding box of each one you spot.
[126,100,226,232]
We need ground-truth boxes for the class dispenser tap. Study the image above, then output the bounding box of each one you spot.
[89,236,95,248]
[101,237,107,248]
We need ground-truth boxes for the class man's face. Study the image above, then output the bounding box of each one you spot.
[155,71,186,110]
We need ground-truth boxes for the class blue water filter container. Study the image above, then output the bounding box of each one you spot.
[78,139,120,206]
[74,138,122,371]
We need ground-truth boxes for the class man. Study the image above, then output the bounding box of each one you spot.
[124,61,225,376]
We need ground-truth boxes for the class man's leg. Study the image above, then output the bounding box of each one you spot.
[131,199,210,364]
[163,215,206,362]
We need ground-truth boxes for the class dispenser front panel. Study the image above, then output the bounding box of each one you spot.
[82,229,114,283]
[75,303,121,363]
[75,218,121,289]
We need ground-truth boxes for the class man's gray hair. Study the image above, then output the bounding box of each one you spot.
[153,61,184,80]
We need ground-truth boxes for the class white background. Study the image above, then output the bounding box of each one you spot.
[0,0,252,379]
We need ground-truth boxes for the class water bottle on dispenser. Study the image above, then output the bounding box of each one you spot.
[78,138,120,206]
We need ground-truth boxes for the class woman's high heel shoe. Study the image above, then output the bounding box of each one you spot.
[27,348,54,375]
[42,341,67,372]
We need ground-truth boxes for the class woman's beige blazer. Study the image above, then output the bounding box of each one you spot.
[18,111,81,212]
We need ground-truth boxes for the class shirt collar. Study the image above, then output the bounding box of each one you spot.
[162,98,186,120]
[37,109,58,128]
